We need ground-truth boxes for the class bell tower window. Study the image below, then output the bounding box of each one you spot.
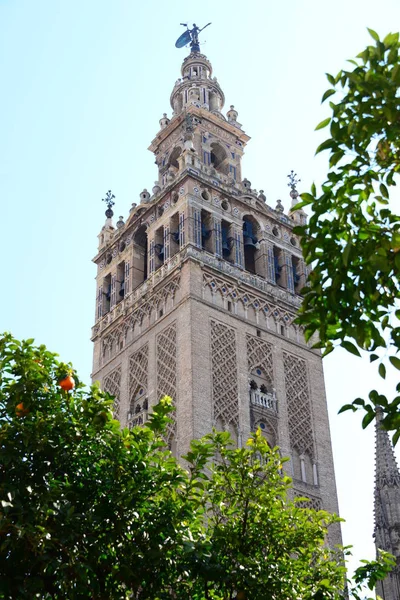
[273,246,283,285]
[133,225,148,288]
[201,210,212,252]
[117,261,125,301]
[170,212,180,257]
[210,142,228,175]
[103,274,111,314]
[243,217,259,275]
[292,255,301,293]
[168,146,182,172]
[221,220,233,260]
[154,226,165,270]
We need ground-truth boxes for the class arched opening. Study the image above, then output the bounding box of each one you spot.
[273,246,283,286]
[242,216,260,274]
[254,419,276,448]
[116,261,125,302]
[128,385,148,429]
[168,146,182,173]
[102,273,111,314]
[292,255,302,294]
[188,87,200,103]
[221,220,233,261]
[201,210,212,252]
[249,367,274,408]
[209,90,220,111]
[133,225,148,288]
[170,212,180,257]
[154,226,165,270]
[210,142,228,175]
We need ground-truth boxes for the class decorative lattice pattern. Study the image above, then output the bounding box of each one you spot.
[246,334,274,384]
[157,323,177,440]
[100,274,180,358]
[283,352,314,457]
[203,272,298,328]
[293,492,322,511]
[129,344,149,405]
[211,320,239,426]
[103,366,121,418]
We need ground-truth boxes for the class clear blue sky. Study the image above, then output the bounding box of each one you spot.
[1,0,399,578]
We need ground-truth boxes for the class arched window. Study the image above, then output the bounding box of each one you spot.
[255,419,277,448]
[133,225,148,288]
[242,216,260,275]
[168,146,182,170]
[249,367,276,411]
[210,142,228,174]
[128,386,148,429]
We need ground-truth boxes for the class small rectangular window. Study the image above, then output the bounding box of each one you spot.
[159,309,163,318]
[280,325,285,336]
[227,301,232,313]
[231,152,235,159]
[229,165,236,180]
[203,135,207,143]
[203,151,211,165]
[257,329,261,338]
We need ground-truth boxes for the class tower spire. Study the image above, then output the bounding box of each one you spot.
[374,409,400,599]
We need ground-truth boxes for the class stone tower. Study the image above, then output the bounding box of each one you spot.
[374,410,400,598]
[91,40,341,535]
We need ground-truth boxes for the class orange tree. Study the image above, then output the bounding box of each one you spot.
[0,333,393,599]
[294,30,400,441]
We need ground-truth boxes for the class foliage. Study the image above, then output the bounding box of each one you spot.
[0,333,193,599]
[0,334,394,598]
[294,30,400,441]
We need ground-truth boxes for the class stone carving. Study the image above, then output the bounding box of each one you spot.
[100,275,181,358]
[103,366,121,419]
[206,122,236,143]
[293,492,322,511]
[211,319,239,426]
[203,272,298,326]
[157,322,177,441]
[246,334,274,383]
[283,352,315,458]
[128,344,149,427]
[159,129,182,153]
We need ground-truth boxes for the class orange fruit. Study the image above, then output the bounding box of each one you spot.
[16,402,29,417]
[59,375,75,391]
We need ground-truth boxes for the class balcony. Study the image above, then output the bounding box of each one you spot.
[250,389,277,412]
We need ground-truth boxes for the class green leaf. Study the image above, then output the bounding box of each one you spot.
[389,356,400,370]
[391,63,400,83]
[315,117,331,131]
[379,363,386,379]
[342,238,352,267]
[338,404,357,414]
[367,28,380,42]
[321,89,336,103]
[379,183,389,199]
[362,410,376,429]
[315,138,335,155]
[341,341,361,357]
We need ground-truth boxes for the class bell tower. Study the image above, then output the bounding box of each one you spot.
[91,26,341,543]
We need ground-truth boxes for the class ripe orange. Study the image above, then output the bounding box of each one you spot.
[16,402,29,417]
[59,375,75,391]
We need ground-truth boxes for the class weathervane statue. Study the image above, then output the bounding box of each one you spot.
[175,22,211,53]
